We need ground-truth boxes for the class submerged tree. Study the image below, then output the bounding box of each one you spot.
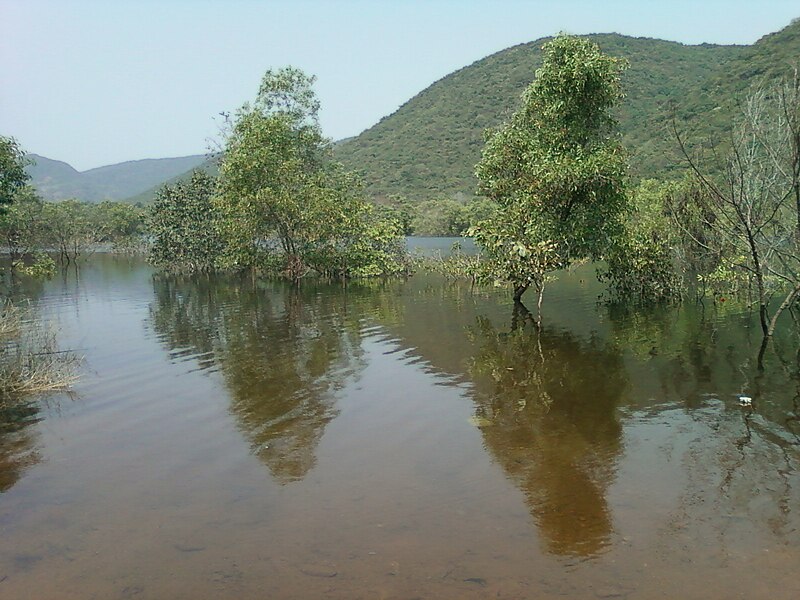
[0,135,30,212]
[40,200,110,265]
[675,68,800,339]
[148,170,222,273]
[217,67,406,280]
[98,201,147,254]
[0,187,46,269]
[473,35,628,312]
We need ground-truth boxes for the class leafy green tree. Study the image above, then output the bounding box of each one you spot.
[601,179,687,303]
[462,197,498,232]
[148,170,222,273]
[375,195,415,236]
[0,187,47,273]
[217,67,405,280]
[97,201,147,254]
[0,136,30,211]
[472,35,628,310]
[41,200,111,265]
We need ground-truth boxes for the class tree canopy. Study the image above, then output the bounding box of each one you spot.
[0,136,30,210]
[473,34,629,306]
[216,67,407,280]
[149,170,221,273]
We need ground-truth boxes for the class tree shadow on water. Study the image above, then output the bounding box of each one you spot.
[0,402,42,493]
[148,274,381,484]
[467,301,627,558]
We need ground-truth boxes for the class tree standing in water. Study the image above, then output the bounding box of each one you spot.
[473,35,628,317]
[216,67,405,280]
[0,135,30,212]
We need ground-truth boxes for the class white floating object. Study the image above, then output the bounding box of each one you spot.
[738,396,752,406]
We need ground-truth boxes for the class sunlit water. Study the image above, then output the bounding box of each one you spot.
[0,252,798,599]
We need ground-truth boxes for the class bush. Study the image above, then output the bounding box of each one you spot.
[0,301,80,407]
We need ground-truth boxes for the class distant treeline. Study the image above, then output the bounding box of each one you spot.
[1,190,145,276]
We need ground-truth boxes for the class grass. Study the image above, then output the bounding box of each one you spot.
[0,301,81,407]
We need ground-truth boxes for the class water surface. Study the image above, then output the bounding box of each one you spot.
[0,254,798,599]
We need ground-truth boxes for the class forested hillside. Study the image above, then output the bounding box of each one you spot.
[334,19,800,200]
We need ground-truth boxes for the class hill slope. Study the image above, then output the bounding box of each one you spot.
[333,19,800,201]
[121,19,800,205]
[123,156,220,205]
[27,153,207,202]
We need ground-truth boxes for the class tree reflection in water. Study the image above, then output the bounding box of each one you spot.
[468,302,626,557]
[148,274,398,483]
[0,403,41,493]
[0,277,50,494]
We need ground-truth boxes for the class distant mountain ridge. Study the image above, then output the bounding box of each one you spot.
[26,153,207,202]
[26,18,800,204]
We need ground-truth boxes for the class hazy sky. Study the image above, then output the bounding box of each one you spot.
[1,0,798,171]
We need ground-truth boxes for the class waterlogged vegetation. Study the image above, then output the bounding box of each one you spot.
[0,138,85,408]
[1,24,800,600]
[472,35,629,309]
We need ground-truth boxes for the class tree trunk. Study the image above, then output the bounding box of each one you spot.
[759,300,770,338]
[766,283,800,338]
[749,238,769,337]
[513,284,528,303]
[534,282,546,328]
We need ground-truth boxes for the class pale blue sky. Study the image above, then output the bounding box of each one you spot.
[1,0,798,170]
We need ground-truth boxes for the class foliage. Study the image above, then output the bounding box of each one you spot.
[0,187,47,268]
[414,241,491,283]
[600,179,687,303]
[216,67,407,280]
[473,34,628,304]
[411,198,469,236]
[0,301,80,407]
[40,200,109,264]
[373,195,415,235]
[0,185,147,271]
[408,196,498,236]
[148,170,222,273]
[17,254,56,278]
[675,68,800,337]
[97,201,147,253]
[0,136,30,211]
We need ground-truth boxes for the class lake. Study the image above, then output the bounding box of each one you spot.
[1,252,798,599]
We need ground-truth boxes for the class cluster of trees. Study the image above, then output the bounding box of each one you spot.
[603,67,800,341]
[1,193,145,274]
[1,135,146,277]
[150,68,408,280]
[5,35,800,346]
[463,34,800,345]
[0,137,86,406]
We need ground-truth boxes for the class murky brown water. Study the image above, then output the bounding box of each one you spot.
[1,254,798,599]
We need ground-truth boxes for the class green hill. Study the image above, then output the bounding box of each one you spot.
[121,19,800,205]
[27,153,207,202]
[123,156,220,205]
[333,19,799,201]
